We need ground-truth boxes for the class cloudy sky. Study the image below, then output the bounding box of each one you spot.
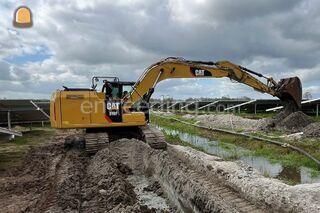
[1,0,320,100]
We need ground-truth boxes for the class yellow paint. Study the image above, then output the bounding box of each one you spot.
[13,6,32,28]
[129,59,277,105]
[16,7,31,23]
[123,112,145,123]
[50,90,146,129]
[50,91,61,128]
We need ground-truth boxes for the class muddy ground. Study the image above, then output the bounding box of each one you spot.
[0,131,164,213]
[1,130,320,213]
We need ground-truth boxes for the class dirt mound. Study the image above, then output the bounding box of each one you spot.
[276,111,313,132]
[274,110,292,121]
[303,122,320,138]
[182,114,195,119]
[195,114,267,131]
[81,148,156,212]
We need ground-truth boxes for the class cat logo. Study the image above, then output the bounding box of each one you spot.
[106,101,122,122]
[190,67,212,77]
[106,102,120,110]
[13,6,33,28]
[195,69,205,76]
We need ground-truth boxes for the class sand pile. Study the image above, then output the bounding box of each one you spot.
[303,122,320,138]
[182,114,196,119]
[195,114,267,131]
[276,111,313,132]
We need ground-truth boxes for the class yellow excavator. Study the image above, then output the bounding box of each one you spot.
[50,57,302,153]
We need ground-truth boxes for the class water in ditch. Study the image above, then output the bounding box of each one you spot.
[127,175,171,212]
[155,125,320,184]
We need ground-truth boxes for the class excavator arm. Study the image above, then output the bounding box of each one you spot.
[126,57,302,110]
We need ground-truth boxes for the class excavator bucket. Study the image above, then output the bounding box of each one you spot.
[276,77,302,109]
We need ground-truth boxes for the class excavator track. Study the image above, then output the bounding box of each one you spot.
[139,125,167,150]
[81,126,166,154]
[84,132,109,154]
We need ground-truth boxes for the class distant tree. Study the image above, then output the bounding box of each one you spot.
[221,95,230,100]
[199,97,217,101]
[240,96,251,100]
[186,97,196,101]
[150,98,160,102]
[303,91,312,100]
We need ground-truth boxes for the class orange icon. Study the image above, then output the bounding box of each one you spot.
[13,6,33,28]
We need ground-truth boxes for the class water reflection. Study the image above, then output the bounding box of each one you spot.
[155,125,320,184]
[240,156,283,178]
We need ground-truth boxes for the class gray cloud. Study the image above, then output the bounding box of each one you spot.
[170,0,302,23]
[0,60,30,81]
[0,0,319,99]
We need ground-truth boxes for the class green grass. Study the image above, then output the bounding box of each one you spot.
[313,116,320,122]
[151,113,320,171]
[237,112,277,119]
[218,142,233,150]
[0,128,55,172]
[11,130,54,145]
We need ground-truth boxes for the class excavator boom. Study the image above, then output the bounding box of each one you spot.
[127,57,302,110]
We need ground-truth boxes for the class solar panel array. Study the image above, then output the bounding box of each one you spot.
[151,98,320,116]
[0,99,50,126]
[0,98,318,127]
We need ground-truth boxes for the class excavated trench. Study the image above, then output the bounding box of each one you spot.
[109,139,320,213]
[1,131,320,212]
[109,139,267,212]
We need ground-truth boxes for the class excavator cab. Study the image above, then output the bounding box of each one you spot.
[92,77,134,99]
[91,77,136,123]
[102,80,134,99]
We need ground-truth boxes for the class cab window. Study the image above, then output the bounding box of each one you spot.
[123,85,132,94]
[111,86,120,98]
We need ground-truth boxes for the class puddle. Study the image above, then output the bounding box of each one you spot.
[127,175,171,212]
[155,125,320,184]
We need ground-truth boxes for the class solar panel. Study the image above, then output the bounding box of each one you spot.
[0,99,50,125]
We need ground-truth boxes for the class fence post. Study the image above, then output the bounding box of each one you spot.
[317,104,319,117]
[254,103,257,115]
[195,102,199,115]
[7,111,11,130]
